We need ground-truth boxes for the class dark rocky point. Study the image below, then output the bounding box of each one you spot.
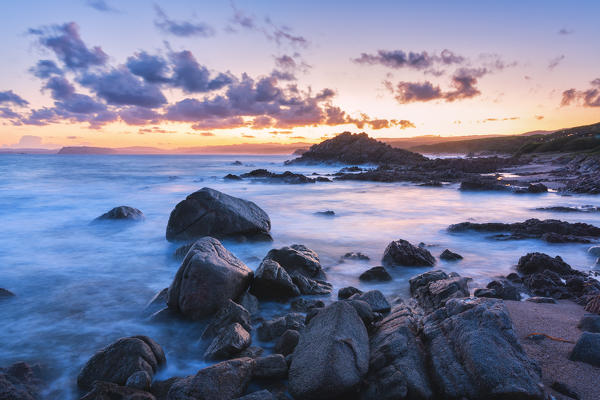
[439,249,463,261]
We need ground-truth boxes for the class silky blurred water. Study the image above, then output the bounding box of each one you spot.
[0,154,598,398]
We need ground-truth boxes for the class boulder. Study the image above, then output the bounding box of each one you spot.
[257,313,305,342]
[439,249,463,261]
[524,270,570,299]
[475,279,520,301]
[346,299,375,326]
[585,295,600,314]
[422,298,544,399]
[289,301,369,399]
[204,323,251,360]
[252,354,287,379]
[250,259,300,300]
[517,252,578,276]
[341,252,370,261]
[165,188,271,242]
[274,329,300,356]
[569,332,600,367]
[264,244,325,280]
[409,270,470,312]
[350,290,391,314]
[291,275,332,295]
[167,237,253,319]
[0,362,42,400]
[338,286,362,300]
[95,206,144,222]
[382,239,435,267]
[80,381,156,400]
[201,299,252,340]
[77,336,166,391]
[359,266,392,282]
[167,358,254,400]
[360,304,433,400]
[578,314,600,333]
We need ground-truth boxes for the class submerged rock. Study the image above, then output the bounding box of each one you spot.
[359,266,392,282]
[289,301,369,399]
[409,270,470,312]
[166,187,271,242]
[361,304,433,400]
[167,358,254,400]
[94,206,144,222]
[167,237,253,319]
[439,249,463,261]
[341,251,370,261]
[224,173,242,180]
[240,169,317,184]
[77,336,166,391]
[0,288,15,299]
[459,177,508,191]
[422,298,544,399]
[448,218,600,243]
[382,239,436,267]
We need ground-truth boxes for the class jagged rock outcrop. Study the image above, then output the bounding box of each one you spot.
[409,270,470,312]
[382,239,436,267]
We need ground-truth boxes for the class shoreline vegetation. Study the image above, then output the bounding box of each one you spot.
[1,123,600,399]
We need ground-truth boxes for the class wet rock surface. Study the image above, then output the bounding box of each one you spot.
[289,301,370,399]
[250,259,300,300]
[167,237,253,319]
[77,336,166,391]
[166,188,271,242]
[81,380,156,400]
[382,239,436,267]
[0,362,42,400]
[240,169,320,184]
[409,270,470,313]
[448,218,600,243]
[439,249,463,261]
[359,266,392,282]
[204,322,251,361]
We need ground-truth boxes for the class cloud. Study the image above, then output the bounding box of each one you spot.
[229,4,308,48]
[548,55,565,70]
[79,68,167,108]
[200,131,214,136]
[170,50,233,93]
[86,0,118,13]
[29,22,108,70]
[29,60,63,78]
[534,115,544,120]
[558,28,574,35]
[119,106,161,125]
[353,49,465,71]
[126,52,171,83]
[154,5,215,37]
[0,90,29,106]
[388,67,488,104]
[561,79,600,107]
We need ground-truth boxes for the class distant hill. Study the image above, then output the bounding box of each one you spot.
[409,123,600,155]
[58,146,118,154]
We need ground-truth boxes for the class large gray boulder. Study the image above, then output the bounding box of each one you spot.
[250,259,300,300]
[77,336,166,391]
[167,237,253,319]
[166,188,271,242]
[201,299,252,340]
[289,301,369,399]
[569,332,600,366]
[422,298,544,399]
[167,357,254,400]
[382,239,435,267]
[409,270,469,312]
[361,304,433,400]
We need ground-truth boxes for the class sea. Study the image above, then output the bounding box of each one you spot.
[0,153,598,398]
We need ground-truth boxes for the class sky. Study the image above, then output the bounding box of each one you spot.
[0,0,599,149]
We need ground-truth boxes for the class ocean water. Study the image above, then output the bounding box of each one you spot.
[0,154,599,398]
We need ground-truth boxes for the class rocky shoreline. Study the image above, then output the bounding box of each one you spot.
[3,185,599,400]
